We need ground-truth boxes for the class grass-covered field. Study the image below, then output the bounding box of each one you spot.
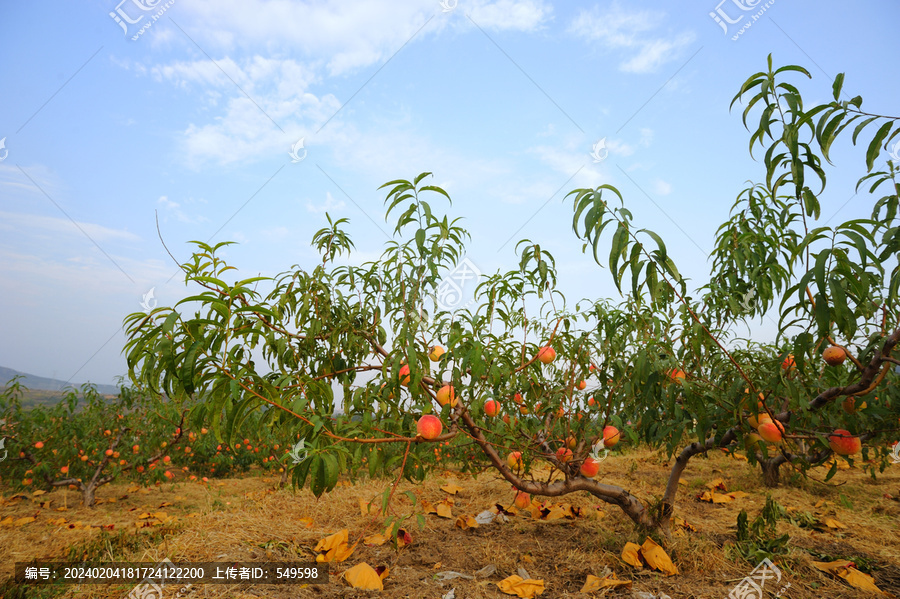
[2,448,899,598]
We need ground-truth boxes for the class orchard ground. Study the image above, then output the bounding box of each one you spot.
[2,448,899,598]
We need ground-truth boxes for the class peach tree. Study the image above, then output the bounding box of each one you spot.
[123,58,900,538]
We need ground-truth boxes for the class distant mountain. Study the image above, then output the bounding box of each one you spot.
[0,366,120,396]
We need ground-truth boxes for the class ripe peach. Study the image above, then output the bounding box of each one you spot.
[429,345,445,362]
[555,447,573,463]
[828,429,861,455]
[502,414,511,425]
[757,420,785,444]
[164,470,174,479]
[201,428,208,434]
[782,354,795,371]
[576,380,587,391]
[507,451,523,468]
[587,396,596,407]
[436,385,457,407]
[513,393,524,404]
[602,425,620,448]
[579,457,600,478]
[823,346,846,366]
[748,412,772,430]
[34,441,44,449]
[133,445,139,453]
[566,436,577,450]
[60,466,69,474]
[537,346,556,364]
[399,364,411,386]
[668,368,686,383]
[416,415,442,440]
[80,455,89,462]
[163,456,171,463]
[105,449,114,457]
[137,465,144,473]
[514,491,530,510]
[484,400,500,417]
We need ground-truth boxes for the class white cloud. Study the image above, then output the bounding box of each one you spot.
[653,180,672,196]
[157,196,209,224]
[569,4,696,73]
[307,191,346,214]
[468,0,552,31]
[0,211,141,243]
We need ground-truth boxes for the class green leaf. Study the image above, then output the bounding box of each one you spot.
[866,121,892,171]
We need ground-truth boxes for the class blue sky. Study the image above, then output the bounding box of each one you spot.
[0,0,897,388]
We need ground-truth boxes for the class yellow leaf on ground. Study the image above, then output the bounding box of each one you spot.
[436,501,453,519]
[343,563,383,590]
[497,575,545,598]
[15,516,36,526]
[677,479,687,486]
[542,505,569,521]
[812,560,856,574]
[705,478,726,490]
[640,538,678,576]
[455,515,479,530]
[363,533,388,546]
[421,499,437,514]
[316,529,349,553]
[359,499,371,516]
[589,507,606,520]
[315,529,357,563]
[581,573,632,592]
[621,542,643,568]
[441,484,464,495]
[727,491,749,499]
[824,518,846,529]
[837,567,885,594]
[673,517,696,532]
[158,501,173,507]
[138,513,152,519]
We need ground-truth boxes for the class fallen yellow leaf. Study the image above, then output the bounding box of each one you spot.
[580,573,632,592]
[14,516,36,526]
[441,484,464,495]
[542,505,569,521]
[436,500,453,519]
[497,574,545,598]
[706,477,726,490]
[359,498,371,516]
[621,542,643,568]
[363,533,388,546]
[455,515,479,530]
[315,529,357,563]
[343,562,383,590]
[837,566,885,594]
[640,538,679,576]
[824,518,846,529]
[727,491,750,499]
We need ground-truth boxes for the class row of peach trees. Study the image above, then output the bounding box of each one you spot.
[0,379,304,506]
[122,57,900,537]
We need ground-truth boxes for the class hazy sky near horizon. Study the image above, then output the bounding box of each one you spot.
[1,0,897,387]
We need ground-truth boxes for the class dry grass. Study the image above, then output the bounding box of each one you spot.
[1,448,899,598]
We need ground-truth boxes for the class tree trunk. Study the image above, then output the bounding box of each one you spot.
[761,458,781,487]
